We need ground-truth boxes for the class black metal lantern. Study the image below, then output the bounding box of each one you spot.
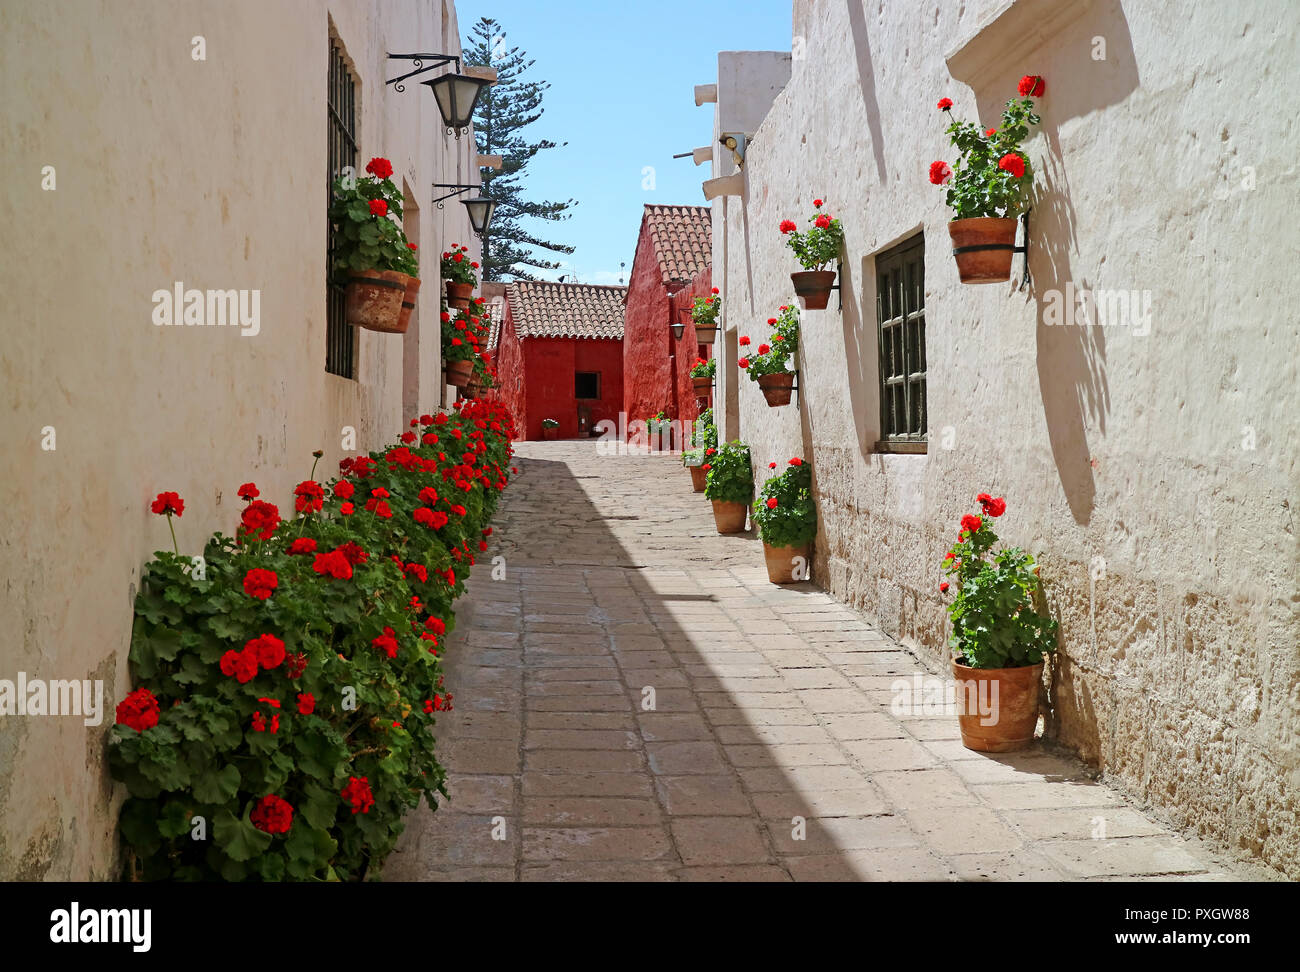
[462,196,496,236]
[670,321,685,340]
[423,72,492,137]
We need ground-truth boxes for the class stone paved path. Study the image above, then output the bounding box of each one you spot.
[385,440,1251,881]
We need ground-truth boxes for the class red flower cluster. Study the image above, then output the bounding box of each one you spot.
[220,633,285,683]
[342,776,375,815]
[313,550,353,580]
[250,794,293,835]
[115,687,160,732]
[242,568,278,600]
[237,483,259,501]
[937,97,953,110]
[241,500,281,541]
[333,480,355,500]
[813,213,832,229]
[1017,74,1045,97]
[151,492,184,516]
[297,693,315,715]
[976,492,1006,517]
[368,199,388,217]
[288,537,317,556]
[929,160,952,185]
[998,153,1026,179]
[294,480,324,514]
[372,627,399,659]
[779,219,798,234]
[960,513,983,535]
[365,157,394,180]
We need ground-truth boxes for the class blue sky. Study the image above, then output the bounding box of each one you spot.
[456,0,792,284]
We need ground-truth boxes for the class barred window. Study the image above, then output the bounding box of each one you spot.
[326,41,358,378]
[876,234,926,449]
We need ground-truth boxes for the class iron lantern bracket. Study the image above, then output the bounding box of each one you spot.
[432,183,477,208]
[386,53,461,92]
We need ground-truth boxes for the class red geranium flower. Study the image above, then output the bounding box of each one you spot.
[312,550,353,580]
[337,541,368,566]
[813,198,824,208]
[294,480,324,514]
[368,198,388,217]
[240,500,281,542]
[297,693,314,715]
[701,463,712,472]
[985,127,997,137]
[737,357,750,369]
[758,343,771,355]
[739,336,750,346]
[342,776,375,815]
[998,153,1026,178]
[237,483,259,501]
[814,213,832,229]
[372,627,399,659]
[960,513,983,534]
[150,491,184,516]
[115,688,160,733]
[940,581,950,593]
[788,457,803,466]
[779,219,798,234]
[929,160,952,185]
[711,287,719,294]
[937,97,953,110]
[248,633,286,669]
[219,646,259,683]
[984,496,1007,517]
[243,568,278,600]
[1017,74,1045,97]
[250,795,293,835]
[766,497,778,509]
[339,502,354,515]
[769,462,777,468]
[365,157,394,179]
[333,480,355,500]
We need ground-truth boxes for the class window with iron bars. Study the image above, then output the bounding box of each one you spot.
[875,234,927,450]
[326,40,358,378]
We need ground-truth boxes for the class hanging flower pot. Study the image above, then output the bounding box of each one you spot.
[445,281,474,310]
[789,270,837,310]
[948,217,1018,284]
[442,243,478,309]
[345,270,409,332]
[691,376,714,397]
[462,381,482,400]
[396,275,422,332]
[951,659,1043,752]
[689,465,707,492]
[688,288,721,343]
[757,373,794,407]
[444,358,473,387]
[763,542,809,584]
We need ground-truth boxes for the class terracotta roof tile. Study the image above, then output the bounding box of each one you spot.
[505,281,627,340]
[643,204,712,285]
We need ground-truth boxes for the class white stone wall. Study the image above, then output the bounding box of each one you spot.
[0,0,480,878]
[714,0,1300,876]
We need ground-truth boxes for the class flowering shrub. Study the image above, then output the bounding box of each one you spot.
[739,304,800,381]
[751,458,816,548]
[683,408,718,467]
[930,78,1043,219]
[440,243,478,286]
[703,440,753,504]
[939,494,1057,669]
[329,157,417,279]
[692,288,721,326]
[441,308,488,364]
[779,198,844,271]
[110,399,517,881]
[541,418,559,429]
[646,411,671,437]
[689,357,716,380]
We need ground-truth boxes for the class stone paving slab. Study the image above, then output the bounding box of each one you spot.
[384,441,1258,882]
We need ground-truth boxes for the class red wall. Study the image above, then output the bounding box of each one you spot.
[496,303,528,438]
[622,220,712,437]
[574,338,624,437]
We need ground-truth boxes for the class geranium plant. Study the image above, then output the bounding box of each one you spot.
[441,243,478,286]
[541,418,559,430]
[939,493,1058,668]
[110,400,517,881]
[703,440,753,504]
[441,308,485,364]
[752,458,816,548]
[739,304,800,382]
[689,358,716,380]
[929,77,1043,219]
[683,408,718,467]
[328,157,416,279]
[692,288,721,326]
[779,199,844,271]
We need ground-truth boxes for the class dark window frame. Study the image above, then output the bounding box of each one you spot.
[326,40,358,379]
[574,371,601,400]
[875,234,927,452]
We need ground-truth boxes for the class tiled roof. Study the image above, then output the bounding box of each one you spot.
[643,204,712,285]
[483,294,505,351]
[505,281,626,340]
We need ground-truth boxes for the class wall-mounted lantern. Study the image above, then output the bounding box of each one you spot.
[386,54,495,138]
[433,184,496,236]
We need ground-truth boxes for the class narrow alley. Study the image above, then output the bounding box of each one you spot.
[386,442,1252,882]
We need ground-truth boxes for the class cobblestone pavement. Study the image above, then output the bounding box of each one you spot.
[385,440,1251,882]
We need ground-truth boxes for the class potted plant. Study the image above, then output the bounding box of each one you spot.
[682,408,718,491]
[940,493,1058,752]
[689,357,715,398]
[691,288,721,343]
[441,307,479,387]
[442,243,478,308]
[752,458,816,584]
[329,156,417,333]
[541,418,559,441]
[779,199,843,310]
[930,77,1043,283]
[703,440,753,533]
[394,239,421,332]
[739,305,800,407]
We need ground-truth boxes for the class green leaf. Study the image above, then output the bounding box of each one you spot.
[213,807,272,862]
[193,764,241,805]
[157,800,195,839]
[119,798,162,853]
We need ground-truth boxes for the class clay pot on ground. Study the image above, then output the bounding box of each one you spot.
[948,217,1018,284]
[541,426,559,441]
[790,269,837,310]
[763,542,809,584]
[950,658,1044,752]
[711,499,748,534]
[757,373,794,407]
[689,465,707,492]
[345,269,409,332]
[444,358,474,387]
[395,275,421,332]
[445,280,475,309]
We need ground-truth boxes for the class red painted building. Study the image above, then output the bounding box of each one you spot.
[622,205,713,438]
[494,281,626,441]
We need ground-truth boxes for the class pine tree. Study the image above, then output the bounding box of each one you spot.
[463,17,576,281]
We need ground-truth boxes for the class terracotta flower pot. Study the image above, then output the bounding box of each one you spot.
[693,323,718,343]
[345,269,408,332]
[710,499,748,534]
[950,659,1044,752]
[541,426,559,441]
[691,376,713,397]
[446,280,475,309]
[395,275,421,332]
[757,373,794,407]
[689,465,707,492]
[463,382,482,399]
[948,217,1018,284]
[790,269,837,310]
[444,358,474,387]
[763,542,809,584]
